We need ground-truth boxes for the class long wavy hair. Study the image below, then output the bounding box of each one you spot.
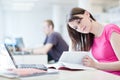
[67,7,95,51]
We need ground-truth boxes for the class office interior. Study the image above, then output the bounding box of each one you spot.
[0,0,120,49]
[0,0,120,56]
[0,0,120,80]
[0,0,120,62]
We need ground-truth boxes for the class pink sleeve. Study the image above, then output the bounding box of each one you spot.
[105,24,120,41]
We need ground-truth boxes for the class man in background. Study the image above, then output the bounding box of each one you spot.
[24,19,68,63]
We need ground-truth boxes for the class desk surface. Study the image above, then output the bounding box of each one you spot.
[21,70,120,80]
[0,69,120,80]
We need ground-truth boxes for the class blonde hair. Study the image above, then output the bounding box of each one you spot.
[44,19,54,29]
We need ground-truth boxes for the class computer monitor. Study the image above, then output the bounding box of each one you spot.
[15,37,25,51]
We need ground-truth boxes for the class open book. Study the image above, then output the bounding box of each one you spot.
[47,51,95,70]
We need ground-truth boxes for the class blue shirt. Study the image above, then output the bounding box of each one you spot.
[44,32,68,61]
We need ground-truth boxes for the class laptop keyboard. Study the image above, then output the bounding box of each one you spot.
[18,64,48,71]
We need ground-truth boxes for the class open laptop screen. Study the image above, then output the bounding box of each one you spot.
[3,44,48,71]
[4,44,17,68]
[0,44,16,69]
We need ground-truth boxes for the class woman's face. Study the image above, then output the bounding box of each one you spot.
[68,11,92,34]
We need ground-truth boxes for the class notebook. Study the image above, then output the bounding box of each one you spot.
[59,51,89,64]
[0,44,48,78]
[47,51,95,70]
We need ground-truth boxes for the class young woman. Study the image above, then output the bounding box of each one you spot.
[67,7,120,75]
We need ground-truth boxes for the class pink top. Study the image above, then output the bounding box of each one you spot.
[92,24,120,75]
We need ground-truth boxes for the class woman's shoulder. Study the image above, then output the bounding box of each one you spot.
[103,24,120,33]
[104,24,119,30]
[104,24,120,40]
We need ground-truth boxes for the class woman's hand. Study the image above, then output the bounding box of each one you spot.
[82,55,96,68]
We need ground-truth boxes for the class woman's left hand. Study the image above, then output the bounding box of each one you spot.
[82,55,96,68]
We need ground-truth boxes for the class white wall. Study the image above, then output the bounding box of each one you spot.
[3,10,51,48]
[0,4,76,48]
[0,6,5,41]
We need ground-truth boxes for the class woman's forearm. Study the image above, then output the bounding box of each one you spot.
[94,61,120,71]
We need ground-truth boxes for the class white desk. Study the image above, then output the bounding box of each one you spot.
[20,69,120,80]
[0,69,120,80]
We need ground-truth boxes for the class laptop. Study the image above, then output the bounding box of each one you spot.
[15,37,32,55]
[0,44,48,77]
[5,37,31,55]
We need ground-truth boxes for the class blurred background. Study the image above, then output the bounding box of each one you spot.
[0,0,120,48]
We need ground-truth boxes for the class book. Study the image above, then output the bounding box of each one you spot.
[47,51,95,70]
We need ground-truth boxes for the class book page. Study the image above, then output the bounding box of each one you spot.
[47,51,96,70]
[57,51,95,70]
[46,62,64,69]
[62,62,94,70]
[47,69,59,74]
